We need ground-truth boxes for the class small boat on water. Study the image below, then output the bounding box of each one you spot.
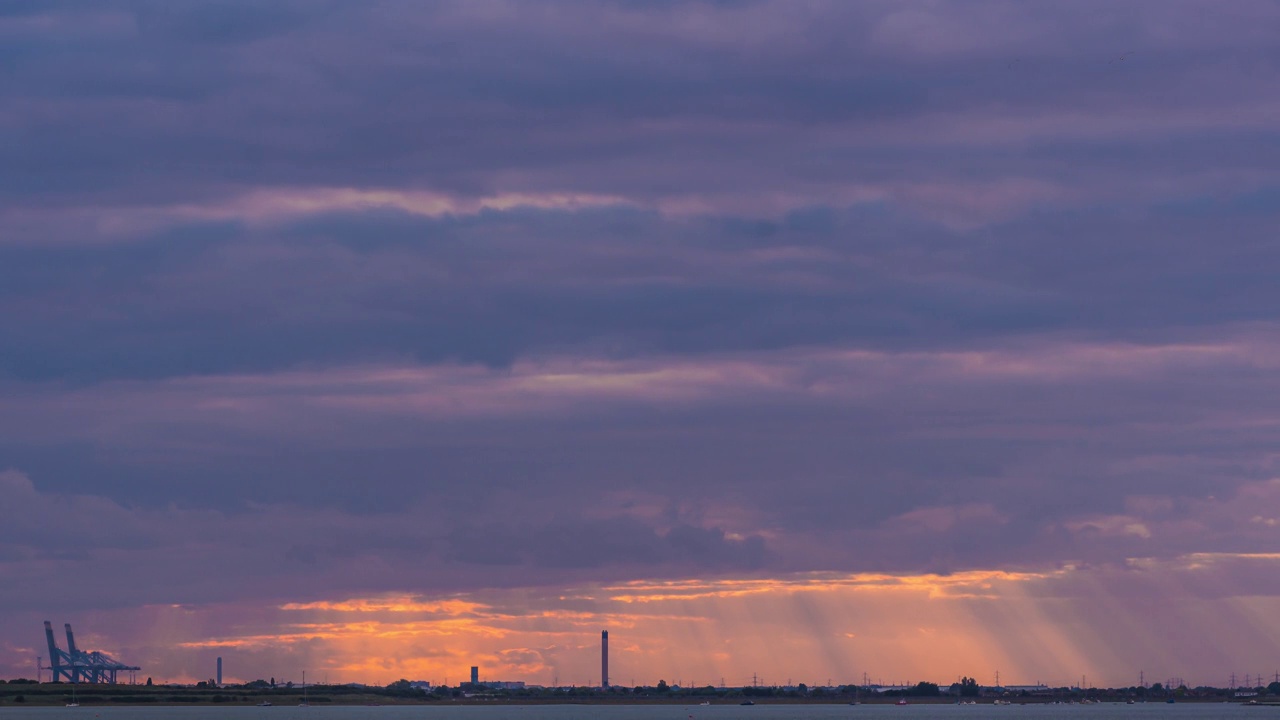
[896,699,909,706]
[257,701,273,706]
[740,700,755,706]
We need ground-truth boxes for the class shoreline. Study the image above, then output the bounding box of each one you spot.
[2,683,1266,708]
[0,698,1260,708]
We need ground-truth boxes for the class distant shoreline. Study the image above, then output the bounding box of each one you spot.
[0,695,1263,707]
[1,682,1270,708]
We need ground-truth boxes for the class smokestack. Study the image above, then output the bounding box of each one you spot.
[601,630,609,689]
[217,657,222,686]
[470,666,478,685]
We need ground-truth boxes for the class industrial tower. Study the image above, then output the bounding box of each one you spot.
[601,630,609,689]
[43,621,141,684]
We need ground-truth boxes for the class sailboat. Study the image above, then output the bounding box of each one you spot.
[298,670,309,707]
[66,683,79,707]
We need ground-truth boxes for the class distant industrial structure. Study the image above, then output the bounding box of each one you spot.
[43,621,141,684]
[462,664,524,691]
[217,657,223,686]
[477,681,526,690]
[601,630,609,689]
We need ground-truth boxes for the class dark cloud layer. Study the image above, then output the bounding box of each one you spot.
[2,0,1280,681]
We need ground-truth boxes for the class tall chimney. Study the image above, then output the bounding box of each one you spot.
[601,630,609,689]
[217,657,222,686]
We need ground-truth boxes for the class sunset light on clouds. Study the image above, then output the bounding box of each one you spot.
[3,0,1280,691]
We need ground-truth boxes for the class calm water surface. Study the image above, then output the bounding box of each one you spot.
[0,705,1266,720]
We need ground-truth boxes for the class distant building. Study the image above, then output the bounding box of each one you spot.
[1002,685,1051,693]
[871,685,915,693]
[482,681,526,690]
[470,666,479,685]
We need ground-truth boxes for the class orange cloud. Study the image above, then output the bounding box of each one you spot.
[121,555,1280,687]
[279,597,486,615]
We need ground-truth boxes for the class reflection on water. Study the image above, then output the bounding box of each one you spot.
[0,704,1257,720]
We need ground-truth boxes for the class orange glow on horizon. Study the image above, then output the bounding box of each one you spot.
[139,555,1280,688]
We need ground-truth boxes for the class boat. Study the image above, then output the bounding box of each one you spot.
[258,701,273,706]
[299,670,309,707]
[896,699,909,706]
[66,684,79,707]
[699,701,710,706]
[740,700,755,706]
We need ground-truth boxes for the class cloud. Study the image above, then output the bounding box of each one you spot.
[4,1,1278,216]
[0,188,633,245]
[4,0,1280,690]
[4,194,1280,387]
[7,557,1280,687]
[3,328,1280,581]
[447,517,767,571]
[0,468,775,613]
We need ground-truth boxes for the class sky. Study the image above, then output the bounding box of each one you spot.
[2,0,1280,690]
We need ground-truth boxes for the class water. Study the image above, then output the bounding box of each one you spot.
[0,705,1261,720]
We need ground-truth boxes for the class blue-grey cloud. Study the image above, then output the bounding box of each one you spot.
[2,0,1280,664]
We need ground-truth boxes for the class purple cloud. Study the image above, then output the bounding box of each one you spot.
[3,0,1280,688]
